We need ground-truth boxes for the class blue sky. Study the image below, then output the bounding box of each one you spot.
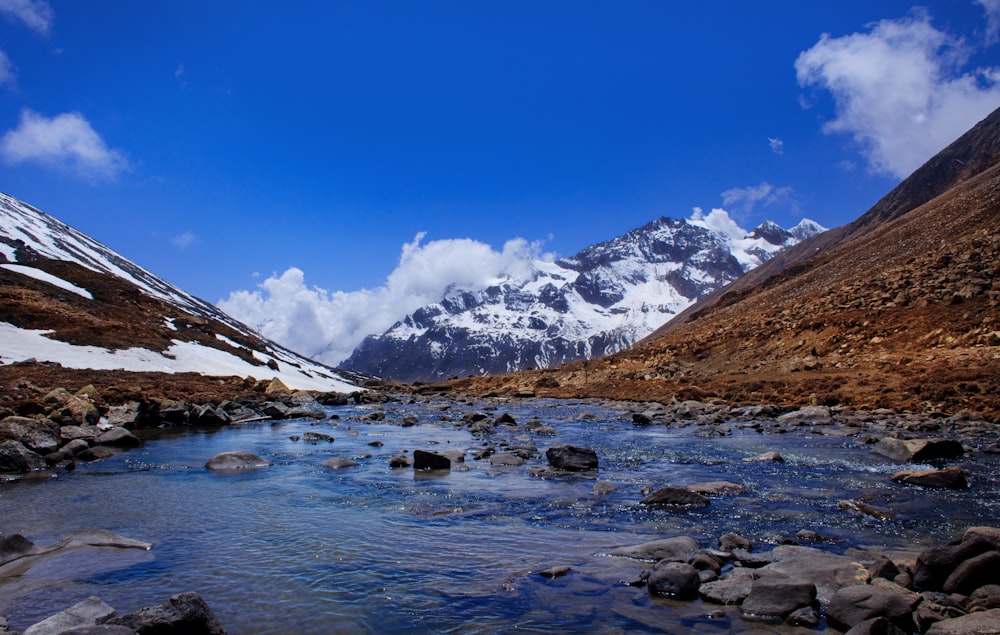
[1,1,999,362]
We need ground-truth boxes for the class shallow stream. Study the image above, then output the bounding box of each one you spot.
[2,398,998,633]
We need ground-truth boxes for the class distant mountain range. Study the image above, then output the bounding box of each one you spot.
[0,193,365,392]
[448,106,1000,419]
[342,214,824,382]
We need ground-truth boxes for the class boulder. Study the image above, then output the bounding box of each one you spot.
[914,533,999,591]
[286,407,326,420]
[827,583,920,632]
[719,533,751,551]
[190,405,230,426]
[262,403,289,419]
[776,405,832,426]
[538,565,571,578]
[413,450,451,471]
[60,425,98,443]
[925,608,1000,635]
[322,457,360,470]
[389,454,412,468]
[688,481,746,496]
[699,567,757,605]
[891,466,968,489]
[1,533,41,566]
[639,487,710,509]
[845,616,909,635]
[489,453,525,467]
[545,445,598,471]
[105,402,142,427]
[205,451,271,471]
[23,596,116,635]
[942,550,1000,595]
[967,585,1000,612]
[97,427,142,448]
[646,562,701,599]
[494,412,517,426]
[0,439,47,472]
[110,591,225,634]
[740,578,817,623]
[49,395,101,426]
[873,437,965,462]
[0,416,60,454]
[631,413,653,426]
[753,545,870,603]
[154,400,190,424]
[608,536,699,562]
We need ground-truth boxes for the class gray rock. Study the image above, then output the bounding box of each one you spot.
[752,545,870,603]
[322,457,359,470]
[262,403,289,419]
[873,437,965,462]
[845,617,909,635]
[740,578,816,623]
[0,439,47,472]
[647,562,700,599]
[639,487,710,509]
[925,608,1000,635]
[60,426,98,443]
[545,445,598,471]
[591,481,617,496]
[110,591,225,634]
[190,405,230,426]
[1,533,41,567]
[24,596,116,635]
[743,451,784,463]
[915,533,999,591]
[608,536,699,562]
[58,625,137,634]
[77,446,115,462]
[892,466,969,489]
[719,533,751,551]
[413,450,451,471]
[286,407,326,420]
[688,481,746,496]
[0,416,60,454]
[776,405,832,426]
[538,565,571,578]
[389,454,412,468]
[489,453,525,467]
[827,583,919,632]
[205,451,270,471]
[943,550,1000,595]
[699,568,757,604]
[302,432,334,443]
[105,402,142,427]
[97,427,141,448]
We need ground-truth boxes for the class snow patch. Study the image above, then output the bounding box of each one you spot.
[1,263,93,299]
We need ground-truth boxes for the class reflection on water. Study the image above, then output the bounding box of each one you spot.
[2,398,998,633]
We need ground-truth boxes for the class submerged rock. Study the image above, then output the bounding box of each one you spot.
[322,457,360,470]
[891,466,969,489]
[608,536,699,562]
[23,596,116,635]
[205,451,271,471]
[743,451,784,463]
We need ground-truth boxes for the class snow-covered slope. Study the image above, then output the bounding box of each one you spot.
[0,192,365,392]
[342,211,825,382]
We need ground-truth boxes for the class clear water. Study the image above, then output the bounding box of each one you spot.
[1,398,997,634]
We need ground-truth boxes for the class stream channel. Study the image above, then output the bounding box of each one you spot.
[2,397,998,633]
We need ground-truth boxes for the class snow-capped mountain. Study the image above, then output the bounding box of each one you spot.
[342,211,825,382]
[0,192,364,392]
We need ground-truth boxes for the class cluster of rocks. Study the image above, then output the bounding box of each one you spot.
[0,380,383,474]
[1,592,224,635]
[606,526,1000,633]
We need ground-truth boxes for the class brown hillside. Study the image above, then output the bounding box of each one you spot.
[442,110,1000,419]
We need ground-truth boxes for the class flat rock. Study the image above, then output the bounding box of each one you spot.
[776,406,832,426]
[538,565,571,578]
[700,568,757,605]
[754,545,870,603]
[489,453,525,467]
[688,481,746,496]
[827,583,919,632]
[23,596,116,635]
[205,451,271,471]
[97,427,141,448]
[925,608,1000,634]
[891,466,969,489]
[873,437,965,462]
[608,536,699,562]
[322,457,360,470]
[639,487,710,509]
[740,578,816,623]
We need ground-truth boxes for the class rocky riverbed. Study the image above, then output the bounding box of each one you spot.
[2,386,999,633]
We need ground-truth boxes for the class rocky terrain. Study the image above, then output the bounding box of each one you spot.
[343,214,823,382]
[440,107,1000,421]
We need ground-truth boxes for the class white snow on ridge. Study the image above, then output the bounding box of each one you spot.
[1,263,93,299]
[0,321,357,393]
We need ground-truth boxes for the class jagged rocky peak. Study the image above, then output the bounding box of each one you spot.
[343,211,825,382]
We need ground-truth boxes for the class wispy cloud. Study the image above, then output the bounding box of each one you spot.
[720,182,794,215]
[0,0,53,35]
[0,50,14,87]
[0,109,129,180]
[795,10,1000,179]
[171,232,197,249]
[977,0,1000,43]
[219,234,546,366]
[768,137,784,155]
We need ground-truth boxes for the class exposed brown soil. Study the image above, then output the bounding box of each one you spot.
[431,115,1000,421]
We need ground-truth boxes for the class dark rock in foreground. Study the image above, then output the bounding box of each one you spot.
[413,449,452,471]
[110,592,225,634]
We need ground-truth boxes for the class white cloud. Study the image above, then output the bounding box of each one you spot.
[0,0,53,34]
[977,0,1000,43]
[0,109,129,180]
[796,11,1000,179]
[720,182,794,214]
[0,50,13,86]
[688,207,747,242]
[768,137,784,155]
[218,234,546,366]
[171,232,197,249]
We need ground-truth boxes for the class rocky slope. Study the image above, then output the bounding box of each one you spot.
[343,214,823,382]
[0,193,366,393]
[442,107,1000,420]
